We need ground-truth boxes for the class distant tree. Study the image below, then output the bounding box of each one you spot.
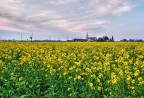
[121,39,127,42]
[30,33,33,42]
[97,37,104,42]
[103,36,109,41]
[135,39,143,42]
[30,37,32,42]
[129,39,135,42]
[110,36,114,42]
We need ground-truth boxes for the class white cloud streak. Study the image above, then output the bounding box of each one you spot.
[0,0,134,36]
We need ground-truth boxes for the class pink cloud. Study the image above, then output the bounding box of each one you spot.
[0,17,26,32]
[0,25,25,32]
[49,19,109,33]
[0,17,11,24]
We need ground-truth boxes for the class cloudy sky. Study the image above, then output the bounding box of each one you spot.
[0,0,144,41]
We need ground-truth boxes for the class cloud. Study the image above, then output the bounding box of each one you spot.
[0,0,135,37]
[0,17,11,24]
[112,2,134,15]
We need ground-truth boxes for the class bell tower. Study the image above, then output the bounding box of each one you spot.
[86,32,89,39]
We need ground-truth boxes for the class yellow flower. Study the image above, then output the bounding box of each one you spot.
[141,96,144,98]
[0,60,5,66]
[69,67,73,71]
[29,85,33,88]
[67,88,71,91]
[134,70,140,76]
[68,76,72,79]
[63,71,68,76]
[138,77,143,81]
[19,77,23,81]
[126,76,132,82]
[131,80,135,84]
[10,72,14,76]
[88,82,93,87]
[96,78,101,83]
[85,68,91,73]
[75,61,81,66]
[98,86,102,91]
[111,79,117,84]
[130,86,135,90]
[10,77,16,80]
[77,75,81,80]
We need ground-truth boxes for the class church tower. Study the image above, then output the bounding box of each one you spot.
[86,32,89,39]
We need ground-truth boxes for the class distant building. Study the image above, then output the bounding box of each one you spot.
[72,33,115,42]
[86,33,97,42]
[87,37,97,42]
[135,39,143,42]
[120,39,143,42]
[129,39,135,42]
[73,38,87,42]
[120,39,128,42]
[67,40,73,42]
[86,32,89,39]
[72,33,97,42]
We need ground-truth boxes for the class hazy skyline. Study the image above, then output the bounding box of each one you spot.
[0,0,144,41]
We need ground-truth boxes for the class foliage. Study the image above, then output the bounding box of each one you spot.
[0,42,144,97]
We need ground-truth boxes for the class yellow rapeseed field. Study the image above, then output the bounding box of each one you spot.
[0,42,144,97]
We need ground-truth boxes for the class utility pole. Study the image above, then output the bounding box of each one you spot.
[21,33,22,41]
[50,35,51,41]
[30,33,33,42]
[67,34,69,41]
